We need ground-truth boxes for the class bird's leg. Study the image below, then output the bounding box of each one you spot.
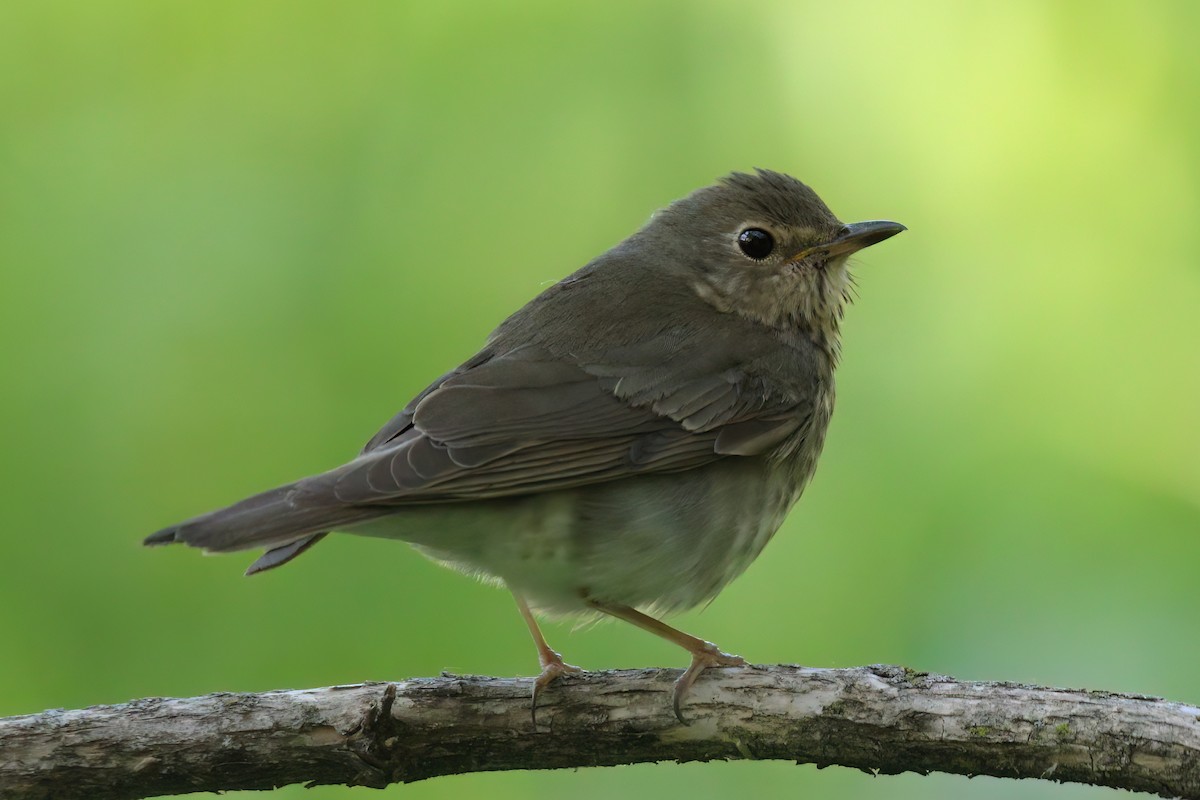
[586,599,746,724]
[512,590,581,722]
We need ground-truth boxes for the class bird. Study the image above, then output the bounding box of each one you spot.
[145,169,905,722]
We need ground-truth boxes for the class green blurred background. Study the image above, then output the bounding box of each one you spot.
[2,1,1198,798]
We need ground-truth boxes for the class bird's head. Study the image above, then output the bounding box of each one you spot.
[642,169,904,346]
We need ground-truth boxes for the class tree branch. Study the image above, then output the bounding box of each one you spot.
[3,665,1198,799]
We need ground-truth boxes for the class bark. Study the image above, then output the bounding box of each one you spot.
[2,665,1198,800]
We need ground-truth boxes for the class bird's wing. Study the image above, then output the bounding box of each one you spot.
[327,339,812,505]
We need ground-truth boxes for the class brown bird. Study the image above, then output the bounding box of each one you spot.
[146,169,905,721]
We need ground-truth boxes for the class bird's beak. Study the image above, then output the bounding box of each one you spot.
[790,220,906,262]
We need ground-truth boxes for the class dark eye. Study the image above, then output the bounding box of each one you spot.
[737,228,774,260]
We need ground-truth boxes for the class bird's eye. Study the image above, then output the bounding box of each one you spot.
[737,228,774,260]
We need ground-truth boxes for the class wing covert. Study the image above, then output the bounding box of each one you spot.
[334,326,817,505]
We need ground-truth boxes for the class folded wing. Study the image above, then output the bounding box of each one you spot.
[328,341,809,505]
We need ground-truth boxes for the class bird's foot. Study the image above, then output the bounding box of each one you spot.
[531,649,583,725]
[672,642,746,724]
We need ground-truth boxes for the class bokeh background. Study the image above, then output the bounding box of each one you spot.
[2,2,1198,798]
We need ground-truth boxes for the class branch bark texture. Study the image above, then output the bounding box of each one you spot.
[2,665,1199,800]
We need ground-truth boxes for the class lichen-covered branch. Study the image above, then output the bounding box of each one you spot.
[2,665,1199,800]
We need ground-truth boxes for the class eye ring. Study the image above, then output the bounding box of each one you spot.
[737,228,775,260]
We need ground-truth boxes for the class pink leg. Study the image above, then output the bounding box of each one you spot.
[512,591,582,722]
[587,599,745,723]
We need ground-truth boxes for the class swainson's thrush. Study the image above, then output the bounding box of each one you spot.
[147,169,905,721]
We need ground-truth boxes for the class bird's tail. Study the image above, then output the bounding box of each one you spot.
[144,476,373,555]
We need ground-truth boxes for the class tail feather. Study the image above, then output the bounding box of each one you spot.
[144,479,372,554]
[244,533,329,575]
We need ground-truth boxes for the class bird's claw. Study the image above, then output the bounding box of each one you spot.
[672,642,746,724]
[530,650,583,725]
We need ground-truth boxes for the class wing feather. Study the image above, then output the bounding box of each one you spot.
[327,322,818,506]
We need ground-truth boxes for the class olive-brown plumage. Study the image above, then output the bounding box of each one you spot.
[146,169,904,720]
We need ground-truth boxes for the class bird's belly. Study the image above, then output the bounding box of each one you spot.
[563,458,802,615]
[350,494,585,611]
[350,458,807,617]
